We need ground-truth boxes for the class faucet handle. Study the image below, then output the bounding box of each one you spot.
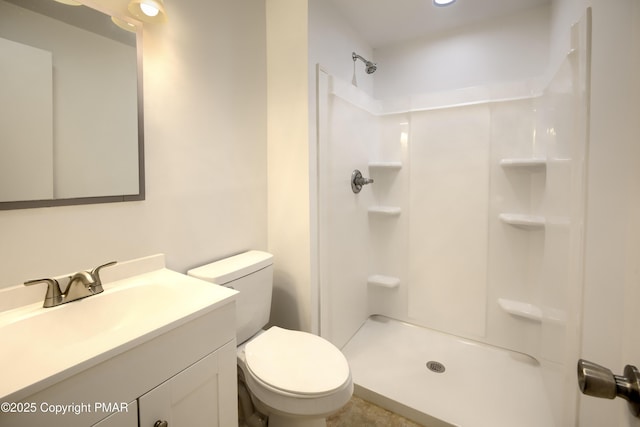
[24,278,63,308]
[90,261,117,292]
[351,169,374,193]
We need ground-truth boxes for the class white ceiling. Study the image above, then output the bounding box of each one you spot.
[328,0,551,48]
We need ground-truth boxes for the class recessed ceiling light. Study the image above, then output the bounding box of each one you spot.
[433,0,456,6]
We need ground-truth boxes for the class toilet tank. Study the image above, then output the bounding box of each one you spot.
[187,250,273,344]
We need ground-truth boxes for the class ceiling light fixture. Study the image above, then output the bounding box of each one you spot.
[433,0,456,6]
[128,0,167,23]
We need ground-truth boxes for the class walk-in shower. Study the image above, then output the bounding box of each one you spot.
[317,8,591,427]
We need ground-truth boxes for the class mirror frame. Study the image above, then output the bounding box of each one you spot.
[0,0,145,211]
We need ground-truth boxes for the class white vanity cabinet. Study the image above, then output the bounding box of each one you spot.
[2,298,238,427]
[90,339,237,427]
[138,341,237,427]
[92,401,138,427]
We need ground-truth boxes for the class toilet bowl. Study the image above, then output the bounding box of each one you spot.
[239,327,352,426]
[187,251,353,427]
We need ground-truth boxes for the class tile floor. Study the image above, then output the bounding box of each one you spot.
[239,393,424,426]
[327,395,424,427]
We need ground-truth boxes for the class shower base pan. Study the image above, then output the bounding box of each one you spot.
[341,315,554,427]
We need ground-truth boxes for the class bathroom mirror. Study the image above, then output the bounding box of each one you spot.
[0,0,144,210]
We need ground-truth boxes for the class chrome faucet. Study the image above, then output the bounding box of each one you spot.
[24,261,117,308]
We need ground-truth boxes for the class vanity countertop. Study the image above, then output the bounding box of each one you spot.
[0,254,237,403]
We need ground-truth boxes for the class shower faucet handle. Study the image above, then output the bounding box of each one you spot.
[577,359,640,417]
[351,169,374,193]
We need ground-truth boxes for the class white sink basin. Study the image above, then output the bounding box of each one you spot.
[0,254,237,402]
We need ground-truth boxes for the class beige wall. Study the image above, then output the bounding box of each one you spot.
[0,0,267,288]
[266,0,312,332]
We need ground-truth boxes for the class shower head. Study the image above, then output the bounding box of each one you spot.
[352,52,377,74]
[366,62,377,74]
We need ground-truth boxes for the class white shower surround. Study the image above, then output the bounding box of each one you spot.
[317,12,589,423]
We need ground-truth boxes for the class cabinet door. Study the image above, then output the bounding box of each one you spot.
[138,341,237,427]
[91,401,138,427]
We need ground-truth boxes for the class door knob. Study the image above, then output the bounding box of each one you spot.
[577,358,640,417]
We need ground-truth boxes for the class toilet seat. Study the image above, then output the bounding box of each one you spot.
[244,327,351,396]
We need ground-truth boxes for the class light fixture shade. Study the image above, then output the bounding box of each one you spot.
[53,0,82,5]
[128,0,167,23]
[433,0,456,6]
[111,16,137,33]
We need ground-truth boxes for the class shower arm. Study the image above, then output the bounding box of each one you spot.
[352,52,366,63]
[352,52,377,74]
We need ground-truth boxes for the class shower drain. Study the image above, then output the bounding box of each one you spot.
[426,361,446,373]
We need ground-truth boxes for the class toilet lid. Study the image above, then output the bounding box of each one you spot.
[244,327,350,395]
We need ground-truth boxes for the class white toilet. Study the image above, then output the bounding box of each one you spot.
[188,250,353,427]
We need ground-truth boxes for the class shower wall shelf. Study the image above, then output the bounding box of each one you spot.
[368,161,402,170]
[368,206,402,216]
[499,158,547,171]
[367,275,400,289]
[499,213,546,229]
[498,298,542,322]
